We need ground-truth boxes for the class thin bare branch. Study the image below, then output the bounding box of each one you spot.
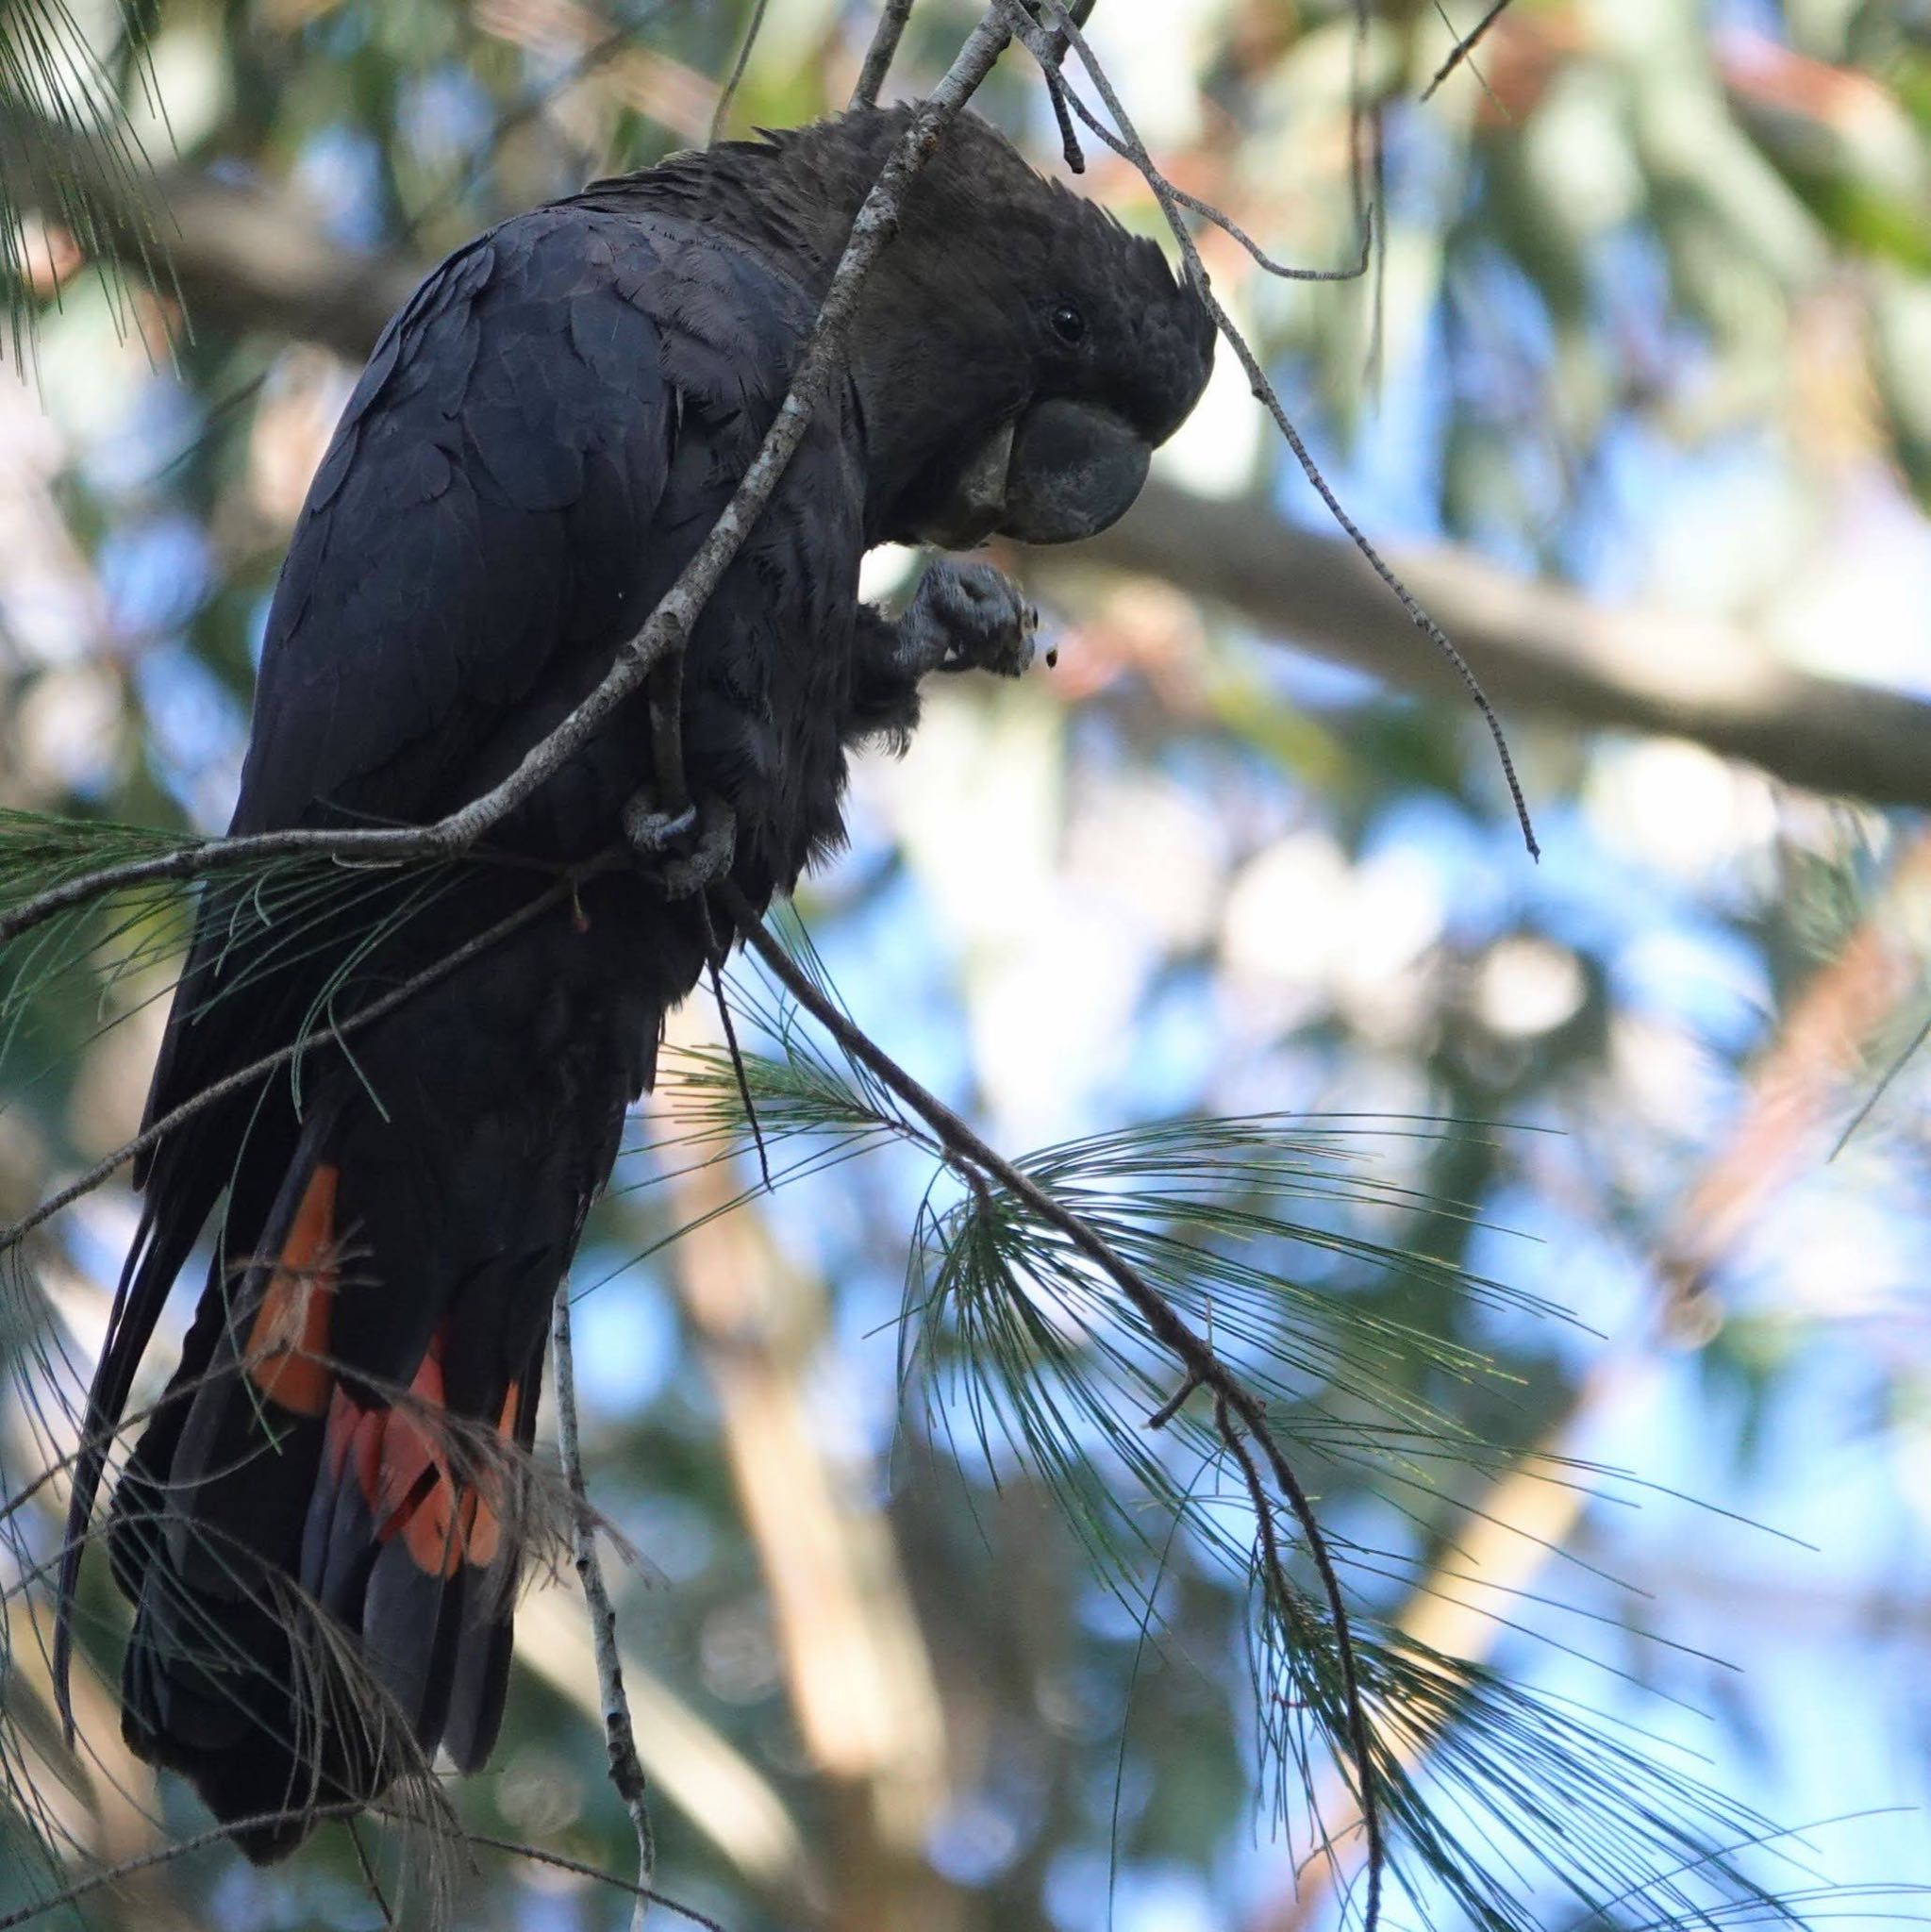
[1145,1369,1203,1430]
[708,0,774,145]
[0,830,408,953]
[553,1280,656,1926]
[1423,1,1515,104]
[852,0,918,108]
[1041,59,1086,172]
[1007,12,1367,282]
[0,1803,373,1929]
[1033,0,1537,861]
[455,1830,732,1930]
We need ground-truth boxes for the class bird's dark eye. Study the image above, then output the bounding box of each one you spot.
[1050,303,1087,345]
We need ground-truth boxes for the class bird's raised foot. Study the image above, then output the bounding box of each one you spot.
[895,561,1040,680]
[623,791,736,898]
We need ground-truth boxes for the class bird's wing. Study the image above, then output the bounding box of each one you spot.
[235,203,682,835]
[64,206,820,1676]
[142,201,822,1150]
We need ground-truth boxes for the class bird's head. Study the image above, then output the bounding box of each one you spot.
[700,107,1215,551]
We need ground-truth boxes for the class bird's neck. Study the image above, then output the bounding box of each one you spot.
[580,124,891,291]
[575,121,990,545]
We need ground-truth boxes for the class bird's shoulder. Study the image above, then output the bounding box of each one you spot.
[238,204,838,835]
[304,202,814,522]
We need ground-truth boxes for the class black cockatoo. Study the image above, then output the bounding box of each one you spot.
[57,104,1212,1857]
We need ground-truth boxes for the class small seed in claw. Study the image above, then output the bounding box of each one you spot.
[1044,646,1059,669]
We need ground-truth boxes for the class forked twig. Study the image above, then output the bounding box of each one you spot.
[1422,1,1515,104]
[1026,1,1539,861]
[1004,17,1369,284]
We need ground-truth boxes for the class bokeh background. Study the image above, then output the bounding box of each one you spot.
[4,1,1931,1927]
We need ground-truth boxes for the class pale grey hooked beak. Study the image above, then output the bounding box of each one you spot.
[997,400,1150,545]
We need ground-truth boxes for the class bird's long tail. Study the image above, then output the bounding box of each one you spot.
[65,895,666,1861]
[108,1113,558,1861]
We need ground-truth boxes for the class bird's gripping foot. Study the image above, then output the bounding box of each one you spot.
[623,791,736,898]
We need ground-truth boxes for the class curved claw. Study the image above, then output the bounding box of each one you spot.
[661,798,736,900]
[623,791,735,899]
[623,795,697,854]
